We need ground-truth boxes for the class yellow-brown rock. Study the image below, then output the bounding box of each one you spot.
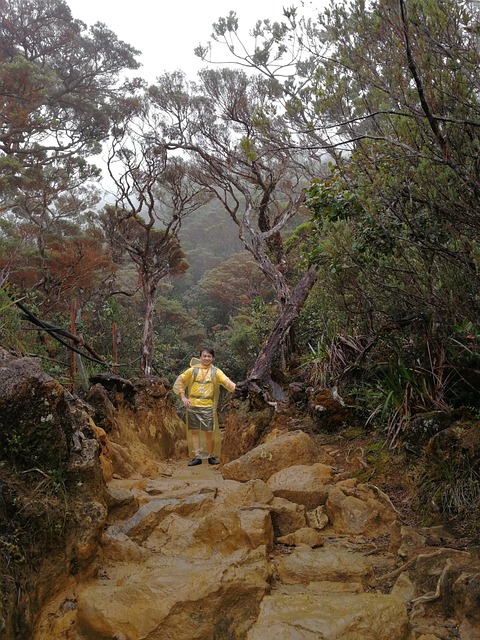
[222,430,333,483]
[325,485,396,536]
[266,462,334,509]
[0,352,107,639]
[277,527,325,548]
[247,592,410,640]
[76,549,271,640]
[223,478,274,509]
[194,507,274,554]
[270,496,308,536]
[277,546,372,585]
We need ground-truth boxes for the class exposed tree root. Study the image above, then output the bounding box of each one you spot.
[410,559,452,619]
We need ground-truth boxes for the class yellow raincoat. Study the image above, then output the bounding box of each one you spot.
[173,357,235,458]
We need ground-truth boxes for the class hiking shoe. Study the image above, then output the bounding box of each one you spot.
[208,456,220,465]
[188,457,202,466]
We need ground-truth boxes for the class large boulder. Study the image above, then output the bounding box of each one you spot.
[266,463,334,509]
[222,430,333,483]
[401,409,466,454]
[194,508,274,555]
[119,493,216,543]
[223,478,274,509]
[0,351,73,470]
[76,549,271,640]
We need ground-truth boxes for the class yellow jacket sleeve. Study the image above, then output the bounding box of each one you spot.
[173,368,193,395]
[216,368,236,393]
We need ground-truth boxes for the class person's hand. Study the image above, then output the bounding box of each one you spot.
[232,380,249,397]
[181,395,191,408]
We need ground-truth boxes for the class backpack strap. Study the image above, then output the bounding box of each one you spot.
[192,366,217,383]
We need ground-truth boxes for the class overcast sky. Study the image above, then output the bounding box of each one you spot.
[66,0,310,81]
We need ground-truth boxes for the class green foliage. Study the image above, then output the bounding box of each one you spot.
[190,252,273,329]
[2,0,480,453]
[212,297,277,381]
[0,286,23,353]
[287,176,362,271]
[355,440,391,483]
[177,199,244,285]
[415,458,480,536]
[3,434,23,459]
[152,295,207,378]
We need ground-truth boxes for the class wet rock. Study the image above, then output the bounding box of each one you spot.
[120,493,215,543]
[89,372,136,396]
[452,568,480,629]
[108,441,138,478]
[404,547,480,636]
[143,512,200,556]
[408,548,472,601]
[266,463,333,509]
[459,618,480,640]
[77,549,271,640]
[90,421,113,481]
[391,572,416,603]
[222,401,275,461]
[101,525,149,563]
[84,383,117,433]
[86,374,185,475]
[270,497,308,537]
[223,478,274,509]
[0,351,106,640]
[417,525,457,548]
[401,410,466,454]
[74,501,108,567]
[222,430,332,483]
[31,449,479,640]
[194,507,274,554]
[325,484,396,536]
[0,353,70,469]
[26,399,480,640]
[390,524,427,559]
[277,527,324,548]
[247,592,409,639]
[276,546,372,585]
[105,486,139,522]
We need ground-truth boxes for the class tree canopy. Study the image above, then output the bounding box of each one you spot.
[2,0,480,440]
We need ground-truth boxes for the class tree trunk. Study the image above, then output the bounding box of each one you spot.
[248,268,317,401]
[141,287,155,375]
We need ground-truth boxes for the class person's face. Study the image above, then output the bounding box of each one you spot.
[200,350,213,366]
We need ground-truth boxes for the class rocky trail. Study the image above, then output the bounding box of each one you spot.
[32,430,480,640]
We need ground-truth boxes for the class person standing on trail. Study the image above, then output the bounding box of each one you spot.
[173,348,236,466]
